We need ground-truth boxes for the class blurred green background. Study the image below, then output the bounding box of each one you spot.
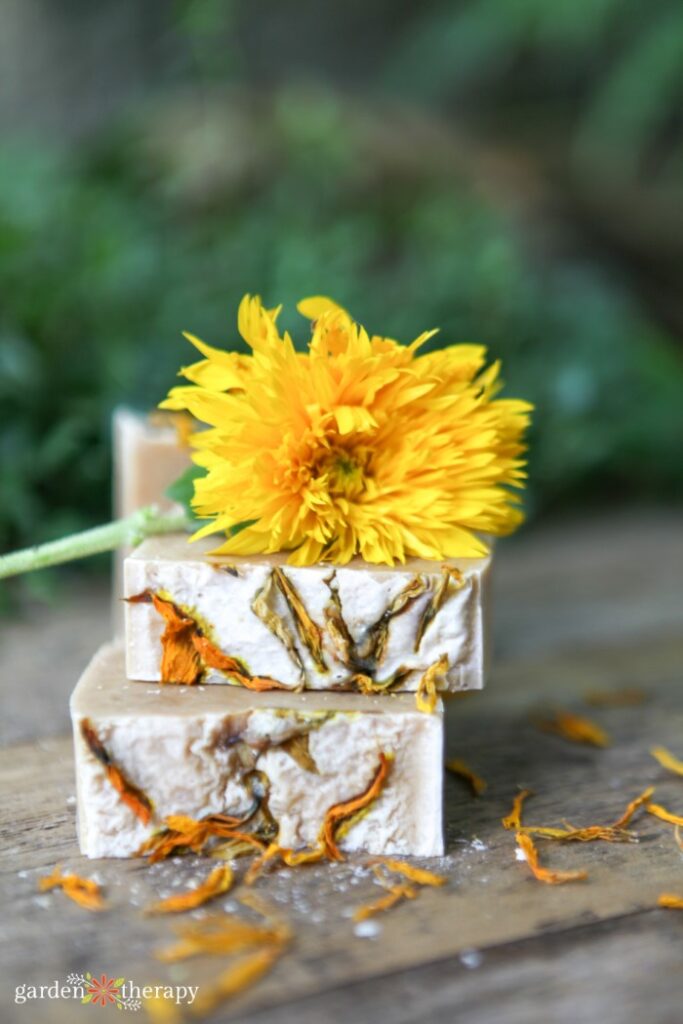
[1,0,682,585]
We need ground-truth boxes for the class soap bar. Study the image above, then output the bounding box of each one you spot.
[124,534,490,692]
[112,408,191,634]
[71,643,444,858]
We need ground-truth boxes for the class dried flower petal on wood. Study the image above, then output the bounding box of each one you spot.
[39,865,106,912]
[446,758,487,796]
[534,710,610,748]
[145,865,234,914]
[368,859,447,887]
[353,883,418,922]
[658,893,683,909]
[647,801,683,827]
[651,746,683,777]
[502,789,533,830]
[515,834,587,885]
[583,688,646,707]
[188,947,283,1016]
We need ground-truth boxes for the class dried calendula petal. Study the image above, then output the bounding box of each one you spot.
[320,752,392,860]
[273,567,327,671]
[138,813,266,863]
[363,575,429,663]
[502,789,533,831]
[658,893,683,909]
[352,667,412,695]
[322,572,355,668]
[515,834,588,885]
[584,688,646,707]
[189,947,283,1017]
[280,733,319,774]
[39,865,107,912]
[251,573,305,680]
[368,858,447,887]
[647,801,683,827]
[243,840,325,885]
[416,654,448,714]
[414,566,464,652]
[612,786,655,829]
[150,592,204,685]
[80,719,153,825]
[156,915,287,963]
[651,746,683,777]
[534,710,610,748]
[504,787,647,843]
[143,992,184,1024]
[192,635,288,691]
[353,883,418,922]
[145,864,234,915]
[446,758,487,796]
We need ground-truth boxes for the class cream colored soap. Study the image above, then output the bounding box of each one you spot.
[71,643,444,859]
[124,534,490,692]
[112,408,190,634]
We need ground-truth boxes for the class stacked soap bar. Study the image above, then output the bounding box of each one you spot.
[71,643,443,858]
[124,535,490,692]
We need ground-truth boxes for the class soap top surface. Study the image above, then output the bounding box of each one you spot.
[130,533,491,576]
[71,642,443,719]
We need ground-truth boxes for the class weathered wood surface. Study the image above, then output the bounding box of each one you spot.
[1,509,682,1023]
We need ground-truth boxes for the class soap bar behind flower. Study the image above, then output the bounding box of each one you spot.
[71,643,444,859]
[124,534,490,692]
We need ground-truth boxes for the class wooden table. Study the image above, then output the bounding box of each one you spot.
[2,509,682,1023]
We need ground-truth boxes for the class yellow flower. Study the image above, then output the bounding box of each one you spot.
[161,295,532,565]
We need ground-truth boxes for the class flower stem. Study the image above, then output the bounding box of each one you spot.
[0,505,188,581]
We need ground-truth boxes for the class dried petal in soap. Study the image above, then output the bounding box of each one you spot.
[416,654,448,714]
[320,752,392,860]
[363,575,429,663]
[151,592,204,685]
[273,568,327,671]
[414,566,464,652]
[192,635,288,691]
[80,718,152,825]
[280,733,319,774]
[251,573,304,680]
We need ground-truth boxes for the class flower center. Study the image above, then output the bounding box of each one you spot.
[318,447,370,499]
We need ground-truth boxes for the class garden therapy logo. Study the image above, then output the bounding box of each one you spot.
[72,973,138,1010]
[14,973,198,1009]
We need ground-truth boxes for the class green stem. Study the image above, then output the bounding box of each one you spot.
[0,505,188,581]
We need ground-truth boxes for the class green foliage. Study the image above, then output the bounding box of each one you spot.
[1,89,682,564]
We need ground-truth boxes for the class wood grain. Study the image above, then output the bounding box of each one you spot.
[1,509,682,1023]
